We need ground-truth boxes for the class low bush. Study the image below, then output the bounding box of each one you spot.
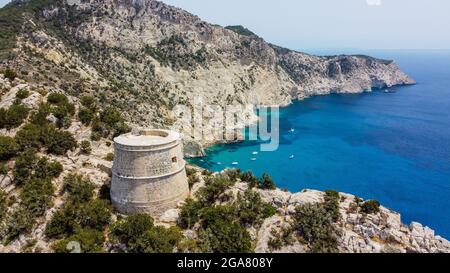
[52,228,105,253]
[0,189,7,222]
[259,173,276,190]
[104,153,114,161]
[46,93,75,128]
[80,140,92,154]
[324,190,340,222]
[41,126,77,155]
[198,206,252,253]
[20,178,55,216]
[177,198,202,229]
[45,199,111,239]
[240,171,259,188]
[0,103,29,130]
[63,174,95,204]
[78,108,94,125]
[12,149,38,185]
[195,175,235,206]
[80,96,97,111]
[233,189,276,226]
[16,89,30,100]
[292,203,340,253]
[3,68,17,81]
[0,136,18,161]
[360,200,381,214]
[111,213,181,253]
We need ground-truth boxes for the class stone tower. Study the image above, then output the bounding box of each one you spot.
[110,129,189,216]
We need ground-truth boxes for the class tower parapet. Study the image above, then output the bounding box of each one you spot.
[110,129,189,216]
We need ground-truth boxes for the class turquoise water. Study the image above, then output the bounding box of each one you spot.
[190,50,450,238]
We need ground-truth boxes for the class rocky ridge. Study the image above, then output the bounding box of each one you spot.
[183,171,450,253]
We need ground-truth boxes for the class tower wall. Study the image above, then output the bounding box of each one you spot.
[110,129,189,217]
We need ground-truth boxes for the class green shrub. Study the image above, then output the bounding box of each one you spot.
[33,157,63,180]
[20,178,54,216]
[195,175,235,206]
[16,89,30,100]
[240,171,259,188]
[90,131,101,141]
[4,207,35,243]
[225,168,241,182]
[292,203,340,253]
[3,68,17,81]
[111,213,181,253]
[0,136,18,161]
[259,173,276,190]
[360,200,381,214]
[80,140,92,154]
[198,208,252,253]
[0,163,7,175]
[77,199,112,231]
[52,228,105,253]
[42,127,77,155]
[185,167,196,176]
[234,189,276,226]
[80,96,96,111]
[46,93,75,128]
[12,149,38,185]
[15,124,41,150]
[0,189,7,222]
[131,226,182,253]
[63,174,95,204]
[268,236,283,250]
[0,103,29,129]
[47,93,69,105]
[91,107,130,139]
[225,25,257,36]
[177,198,202,229]
[111,213,154,245]
[30,103,51,126]
[104,153,114,162]
[324,190,341,222]
[78,108,94,125]
[187,173,200,189]
[44,207,77,238]
[45,199,111,239]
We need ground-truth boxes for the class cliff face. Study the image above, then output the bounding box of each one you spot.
[0,0,414,143]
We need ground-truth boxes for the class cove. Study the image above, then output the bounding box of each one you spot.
[189,50,450,239]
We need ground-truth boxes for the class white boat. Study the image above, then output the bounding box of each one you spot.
[289,155,295,159]
[289,128,295,133]
[216,162,222,165]
[250,158,257,161]
[384,89,389,93]
[232,162,239,165]
[252,151,259,155]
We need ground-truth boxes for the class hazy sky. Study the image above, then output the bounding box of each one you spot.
[1,0,449,50]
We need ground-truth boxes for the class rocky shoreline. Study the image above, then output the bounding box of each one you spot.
[162,170,450,253]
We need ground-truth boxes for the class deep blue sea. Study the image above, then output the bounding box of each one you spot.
[190,50,450,238]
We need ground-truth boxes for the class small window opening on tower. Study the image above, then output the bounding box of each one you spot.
[172,156,178,163]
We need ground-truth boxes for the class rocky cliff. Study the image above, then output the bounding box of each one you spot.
[0,0,414,145]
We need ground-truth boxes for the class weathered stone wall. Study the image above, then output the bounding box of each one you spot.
[111,131,189,216]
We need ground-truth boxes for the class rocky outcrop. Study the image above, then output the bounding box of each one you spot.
[253,188,450,253]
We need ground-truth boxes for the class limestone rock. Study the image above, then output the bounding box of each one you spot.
[159,208,181,224]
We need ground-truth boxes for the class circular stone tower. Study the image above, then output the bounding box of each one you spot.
[110,129,189,216]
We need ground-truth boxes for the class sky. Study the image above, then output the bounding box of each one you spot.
[1,0,450,50]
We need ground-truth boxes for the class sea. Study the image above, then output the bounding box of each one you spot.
[189,50,450,239]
